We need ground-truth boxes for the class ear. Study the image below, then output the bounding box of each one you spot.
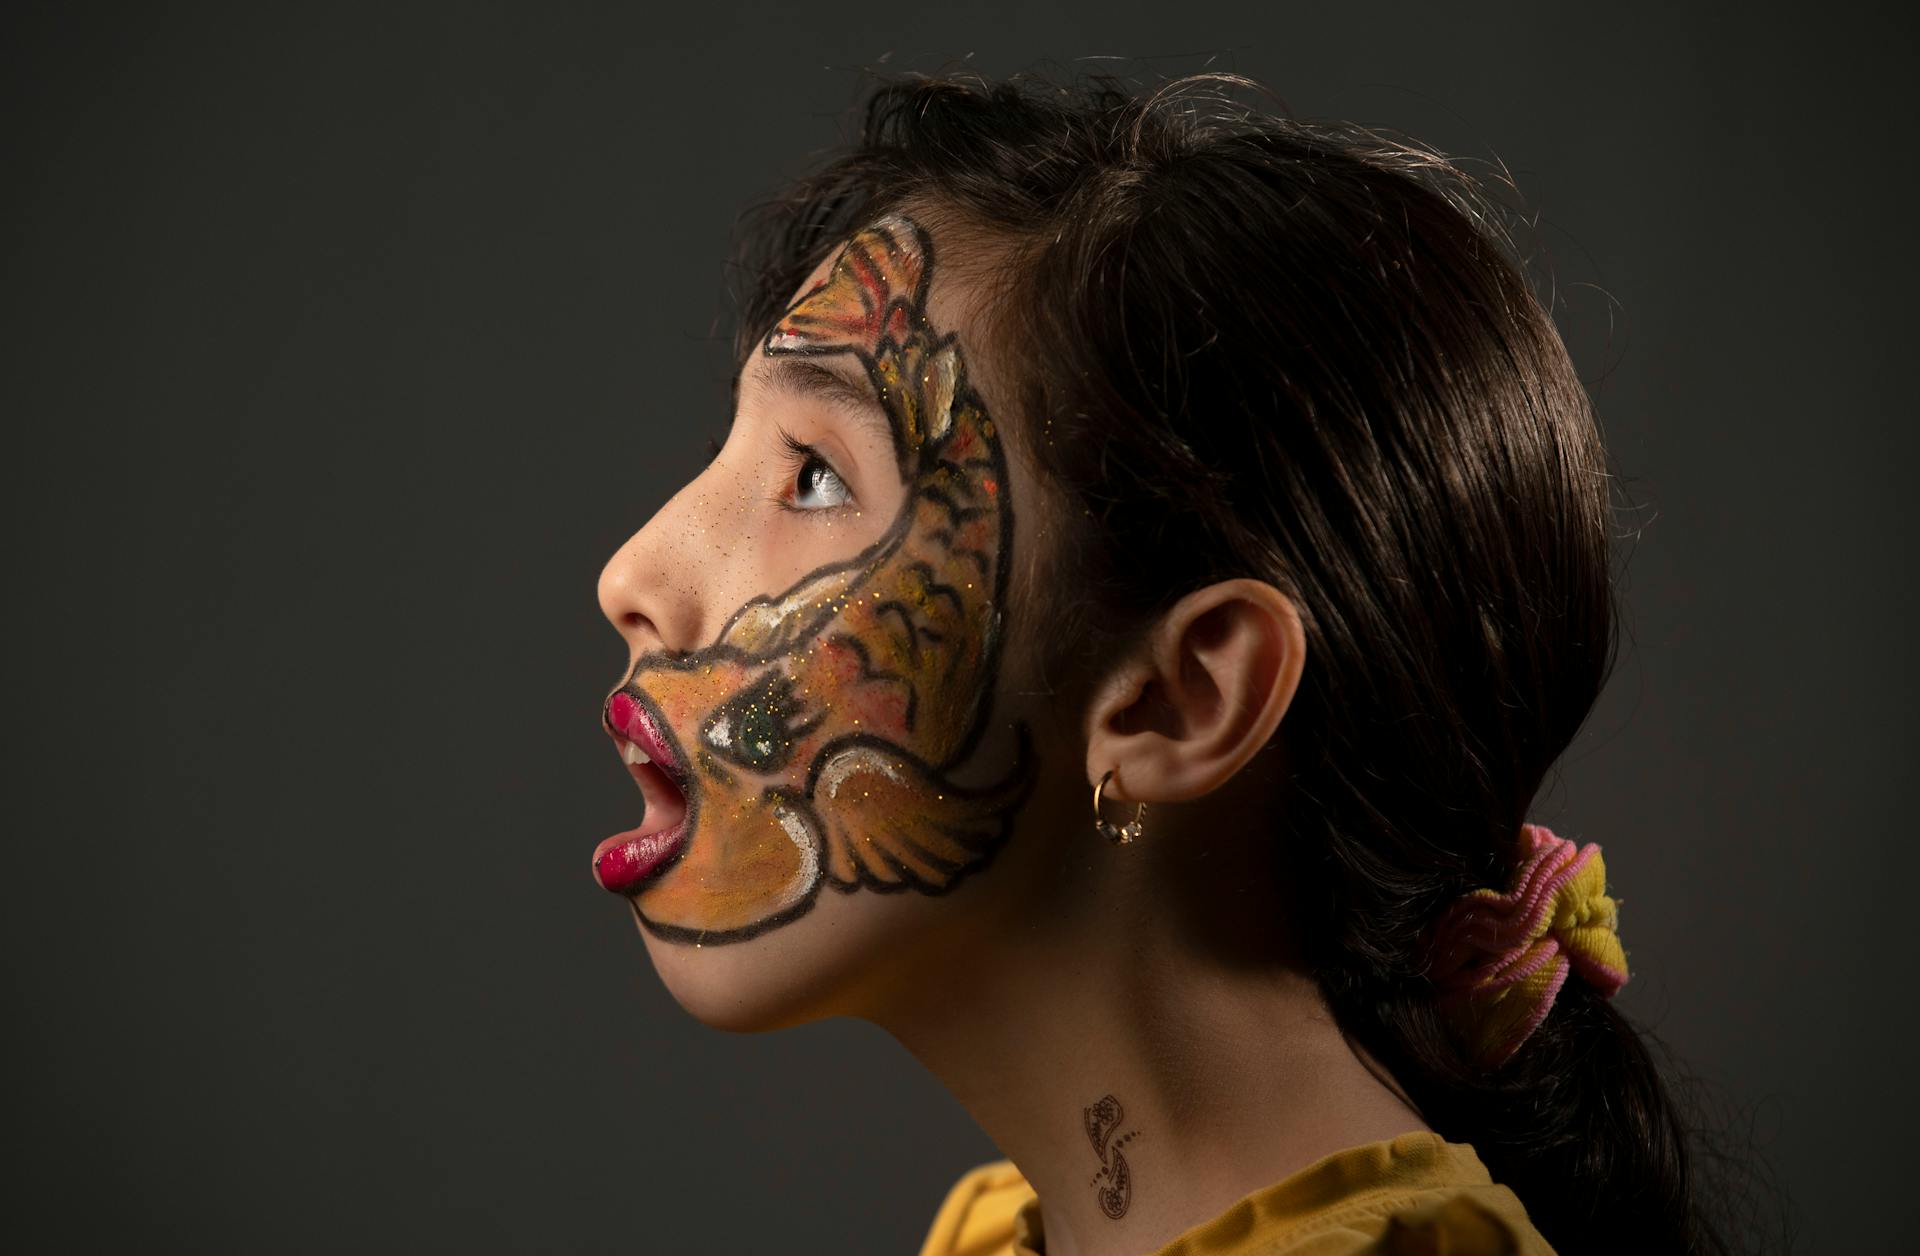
[1084,579,1306,804]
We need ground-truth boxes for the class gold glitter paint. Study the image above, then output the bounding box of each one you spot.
[617,215,1034,944]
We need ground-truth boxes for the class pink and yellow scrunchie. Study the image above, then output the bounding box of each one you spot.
[1426,823,1631,1070]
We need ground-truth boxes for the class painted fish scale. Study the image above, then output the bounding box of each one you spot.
[830,413,1001,766]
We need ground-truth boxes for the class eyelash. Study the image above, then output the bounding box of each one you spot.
[773,426,855,515]
[703,424,855,512]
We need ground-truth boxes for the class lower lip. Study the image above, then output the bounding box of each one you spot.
[592,821,688,895]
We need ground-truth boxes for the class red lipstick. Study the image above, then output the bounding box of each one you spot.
[594,690,692,895]
[605,691,681,777]
[593,826,685,895]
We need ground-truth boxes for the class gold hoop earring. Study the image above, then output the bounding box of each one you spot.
[1093,770,1147,845]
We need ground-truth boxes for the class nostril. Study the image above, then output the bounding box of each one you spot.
[614,606,660,633]
[621,609,666,649]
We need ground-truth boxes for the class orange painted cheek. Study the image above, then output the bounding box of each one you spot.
[648,662,754,735]
[850,684,911,735]
[634,799,815,934]
[812,637,914,736]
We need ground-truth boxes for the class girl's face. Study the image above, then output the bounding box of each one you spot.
[595,215,1075,1029]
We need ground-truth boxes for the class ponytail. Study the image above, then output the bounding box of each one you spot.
[730,70,1782,1254]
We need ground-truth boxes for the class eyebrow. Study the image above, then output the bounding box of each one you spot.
[754,356,895,443]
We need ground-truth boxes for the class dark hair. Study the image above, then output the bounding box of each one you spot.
[729,72,1771,1255]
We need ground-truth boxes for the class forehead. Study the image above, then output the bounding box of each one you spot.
[758,220,1008,395]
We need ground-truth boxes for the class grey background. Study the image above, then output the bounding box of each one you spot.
[6,2,1908,1250]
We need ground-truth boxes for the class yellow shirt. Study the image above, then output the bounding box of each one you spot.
[915,1130,1553,1255]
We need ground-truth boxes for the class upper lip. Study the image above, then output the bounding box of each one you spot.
[603,689,686,785]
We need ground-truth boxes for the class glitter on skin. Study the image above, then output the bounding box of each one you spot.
[611,215,1034,945]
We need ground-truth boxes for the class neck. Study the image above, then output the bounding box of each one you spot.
[863,802,1433,1256]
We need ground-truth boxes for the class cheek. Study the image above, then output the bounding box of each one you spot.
[648,466,825,628]
[687,473,776,591]
[811,636,915,735]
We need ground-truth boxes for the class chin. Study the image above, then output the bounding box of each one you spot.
[630,889,932,1034]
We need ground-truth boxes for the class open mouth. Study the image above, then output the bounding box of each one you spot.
[593,691,693,894]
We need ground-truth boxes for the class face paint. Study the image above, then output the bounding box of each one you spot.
[599,214,1034,944]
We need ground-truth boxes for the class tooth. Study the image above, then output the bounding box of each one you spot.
[623,740,651,766]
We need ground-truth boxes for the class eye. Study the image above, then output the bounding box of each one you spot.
[793,455,850,510]
[777,430,854,512]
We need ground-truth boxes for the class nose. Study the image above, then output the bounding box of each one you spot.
[597,479,715,659]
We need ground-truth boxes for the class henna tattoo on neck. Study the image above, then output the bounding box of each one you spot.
[1083,1093,1140,1220]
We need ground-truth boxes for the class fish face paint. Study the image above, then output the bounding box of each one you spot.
[601,214,1034,944]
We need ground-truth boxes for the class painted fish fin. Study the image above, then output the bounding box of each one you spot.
[809,730,1032,892]
[718,562,866,658]
[763,215,927,356]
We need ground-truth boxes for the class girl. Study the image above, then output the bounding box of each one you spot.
[593,73,1734,1255]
